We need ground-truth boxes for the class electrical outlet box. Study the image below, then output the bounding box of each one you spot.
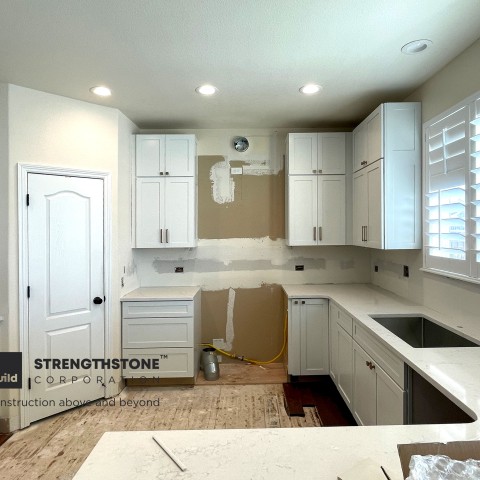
[295,265,304,271]
[175,267,184,273]
[121,277,125,287]
[374,265,379,272]
[230,167,243,175]
[403,265,410,277]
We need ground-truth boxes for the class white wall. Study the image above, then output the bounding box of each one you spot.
[2,84,134,431]
[372,37,480,321]
[0,84,9,429]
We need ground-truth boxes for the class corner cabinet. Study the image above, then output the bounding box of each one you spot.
[121,287,201,380]
[287,298,329,376]
[352,103,421,249]
[135,134,197,248]
[286,132,348,246]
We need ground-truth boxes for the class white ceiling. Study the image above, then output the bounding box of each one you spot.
[1,0,480,129]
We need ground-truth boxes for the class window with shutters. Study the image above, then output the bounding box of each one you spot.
[423,91,480,282]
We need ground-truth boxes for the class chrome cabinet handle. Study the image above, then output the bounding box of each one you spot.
[160,229,163,243]
[166,228,169,243]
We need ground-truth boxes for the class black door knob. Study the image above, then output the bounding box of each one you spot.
[93,297,103,305]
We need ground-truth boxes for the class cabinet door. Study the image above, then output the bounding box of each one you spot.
[337,325,353,409]
[366,160,383,249]
[287,133,318,174]
[287,299,302,376]
[300,299,329,375]
[352,342,376,426]
[329,303,339,383]
[376,365,405,425]
[164,177,196,248]
[165,135,196,176]
[318,175,345,245]
[367,106,383,164]
[287,175,317,246]
[136,135,165,177]
[353,123,367,172]
[352,169,368,246]
[318,133,346,174]
[135,178,164,248]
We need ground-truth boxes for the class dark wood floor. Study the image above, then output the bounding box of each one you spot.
[283,376,357,426]
[0,433,12,447]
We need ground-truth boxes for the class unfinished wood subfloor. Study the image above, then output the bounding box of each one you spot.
[195,362,287,385]
[0,384,320,480]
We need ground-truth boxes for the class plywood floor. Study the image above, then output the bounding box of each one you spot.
[0,380,320,479]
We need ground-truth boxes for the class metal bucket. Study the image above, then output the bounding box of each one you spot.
[201,347,220,381]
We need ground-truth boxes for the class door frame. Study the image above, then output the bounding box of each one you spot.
[18,163,114,428]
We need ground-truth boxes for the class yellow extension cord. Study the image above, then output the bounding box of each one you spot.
[201,312,288,365]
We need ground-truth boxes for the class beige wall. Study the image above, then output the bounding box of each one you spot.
[372,37,480,320]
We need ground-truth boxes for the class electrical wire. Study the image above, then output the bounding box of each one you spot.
[201,311,288,365]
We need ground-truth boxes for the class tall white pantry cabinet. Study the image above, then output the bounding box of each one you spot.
[352,103,421,249]
[286,132,348,246]
[135,134,197,248]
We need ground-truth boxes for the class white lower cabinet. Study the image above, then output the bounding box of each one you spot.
[352,318,406,426]
[288,298,329,376]
[352,341,405,426]
[352,342,377,426]
[329,303,353,409]
[121,288,201,380]
[328,303,406,426]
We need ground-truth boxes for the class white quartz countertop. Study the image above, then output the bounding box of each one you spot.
[75,284,480,479]
[121,286,201,301]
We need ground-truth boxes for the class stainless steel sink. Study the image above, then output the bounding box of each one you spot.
[369,315,479,348]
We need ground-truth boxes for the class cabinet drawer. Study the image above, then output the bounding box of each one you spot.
[337,309,353,336]
[353,320,404,388]
[123,317,193,348]
[123,301,193,318]
[122,348,194,378]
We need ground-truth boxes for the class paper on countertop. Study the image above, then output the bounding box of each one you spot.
[337,457,401,480]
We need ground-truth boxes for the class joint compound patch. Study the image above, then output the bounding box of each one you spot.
[210,158,234,204]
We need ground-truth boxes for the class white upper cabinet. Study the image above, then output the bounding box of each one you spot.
[136,177,196,248]
[352,103,421,249]
[136,134,196,177]
[287,132,346,175]
[134,134,197,248]
[353,106,383,172]
[287,175,346,246]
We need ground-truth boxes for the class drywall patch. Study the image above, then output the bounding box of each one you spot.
[223,288,235,351]
[210,158,235,204]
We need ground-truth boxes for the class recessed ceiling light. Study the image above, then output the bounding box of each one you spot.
[299,84,323,95]
[90,86,112,97]
[401,39,432,55]
[195,84,218,96]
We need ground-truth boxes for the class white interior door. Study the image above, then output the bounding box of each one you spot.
[27,173,105,423]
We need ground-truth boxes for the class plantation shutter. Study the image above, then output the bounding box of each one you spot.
[470,96,480,278]
[424,106,469,276]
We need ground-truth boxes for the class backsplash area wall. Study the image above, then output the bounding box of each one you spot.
[134,129,370,360]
